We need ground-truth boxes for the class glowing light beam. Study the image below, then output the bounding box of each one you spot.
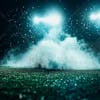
[33,16,40,24]
[90,12,100,21]
[33,12,62,26]
[89,11,100,28]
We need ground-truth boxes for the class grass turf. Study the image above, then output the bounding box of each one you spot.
[0,68,100,100]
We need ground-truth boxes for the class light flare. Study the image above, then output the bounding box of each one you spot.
[33,12,62,26]
[90,12,100,21]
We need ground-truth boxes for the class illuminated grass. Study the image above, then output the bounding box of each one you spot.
[0,68,100,100]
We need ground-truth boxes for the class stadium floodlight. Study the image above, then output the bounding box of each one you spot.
[89,11,100,27]
[33,16,41,24]
[90,12,100,21]
[33,11,62,26]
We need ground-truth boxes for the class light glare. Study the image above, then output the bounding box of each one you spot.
[33,16,40,24]
[33,12,62,26]
[90,12,100,21]
[42,13,62,26]
[90,13,97,20]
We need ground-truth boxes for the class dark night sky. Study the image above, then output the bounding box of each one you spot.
[0,0,100,60]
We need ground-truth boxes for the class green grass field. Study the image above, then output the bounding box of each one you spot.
[0,68,100,100]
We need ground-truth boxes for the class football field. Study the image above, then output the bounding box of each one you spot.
[0,68,100,100]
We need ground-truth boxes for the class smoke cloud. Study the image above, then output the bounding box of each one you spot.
[2,26,100,69]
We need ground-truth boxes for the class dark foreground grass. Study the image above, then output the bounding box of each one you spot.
[0,68,100,100]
